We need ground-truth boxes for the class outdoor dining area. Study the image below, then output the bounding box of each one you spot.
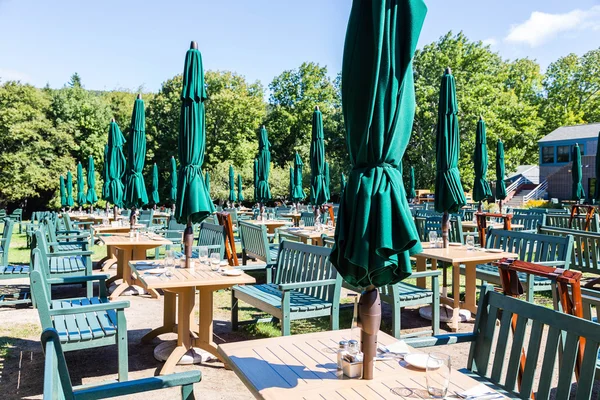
[2,1,600,400]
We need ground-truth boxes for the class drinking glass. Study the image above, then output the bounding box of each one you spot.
[165,250,174,268]
[466,235,475,251]
[299,220,305,228]
[426,352,451,398]
[261,212,267,221]
[198,246,209,268]
[210,253,220,272]
[327,220,333,230]
[429,231,438,247]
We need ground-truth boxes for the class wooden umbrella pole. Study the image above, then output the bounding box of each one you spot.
[184,216,194,268]
[359,284,380,380]
[442,211,449,248]
[499,200,503,214]
[129,206,136,231]
[113,204,118,222]
[478,201,482,213]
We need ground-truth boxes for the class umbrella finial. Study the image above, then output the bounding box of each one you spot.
[479,115,483,121]
[262,125,265,129]
[190,41,198,49]
[315,105,320,111]
[111,117,115,123]
[445,67,452,75]
[137,93,142,100]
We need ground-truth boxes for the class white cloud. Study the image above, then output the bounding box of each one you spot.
[505,6,600,47]
[0,68,32,83]
[482,38,498,47]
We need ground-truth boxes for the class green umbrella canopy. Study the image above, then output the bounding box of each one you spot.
[473,117,493,202]
[594,132,600,201]
[204,171,210,197]
[66,170,74,207]
[105,119,127,208]
[124,95,149,209]
[102,144,109,201]
[253,159,258,202]
[86,155,98,205]
[331,0,426,288]
[572,144,585,201]
[151,163,160,205]
[340,172,347,194]
[229,165,237,202]
[175,42,214,224]
[237,174,244,202]
[310,107,329,206]
[76,162,85,207]
[495,139,507,200]
[408,167,416,199]
[434,68,467,214]
[170,156,178,203]
[256,126,272,203]
[59,175,66,207]
[292,152,305,202]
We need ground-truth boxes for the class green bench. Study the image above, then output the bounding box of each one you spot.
[405,284,600,398]
[42,328,200,400]
[232,241,341,336]
[462,229,573,302]
[539,225,600,279]
[238,221,277,272]
[31,248,130,382]
[545,213,600,232]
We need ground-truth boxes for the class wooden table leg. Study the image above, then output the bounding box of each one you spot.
[160,287,196,375]
[132,247,160,299]
[100,244,118,271]
[193,288,225,363]
[464,262,478,314]
[450,262,461,332]
[142,290,177,343]
[415,256,427,288]
[109,248,133,300]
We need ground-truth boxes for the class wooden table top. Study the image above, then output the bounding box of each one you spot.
[92,224,145,233]
[130,260,255,290]
[99,232,172,247]
[281,226,335,240]
[461,221,524,230]
[218,329,504,400]
[414,245,518,264]
[248,220,293,227]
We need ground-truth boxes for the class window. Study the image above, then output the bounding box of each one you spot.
[542,147,554,164]
[557,146,570,162]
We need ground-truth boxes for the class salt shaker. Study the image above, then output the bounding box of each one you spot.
[337,340,348,370]
[348,340,363,362]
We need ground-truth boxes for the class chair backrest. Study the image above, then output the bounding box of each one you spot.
[165,217,185,239]
[273,241,340,303]
[538,225,600,275]
[414,215,464,243]
[468,284,600,399]
[238,221,274,263]
[300,212,315,227]
[9,208,22,220]
[511,208,547,216]
[121,209,131,218]
[224,208,238,223]
[30,249,53,328]
[138,209,154,226]
[275,207,291,218]
[580,287,600,324]
[42,218,58,244]
[413,209,442,219]
[545,214,600,232]
[511,214,546,232]
[197,222,225,258]
[0,218,14,266]
[62,213,73,231]
[485,229,573,267]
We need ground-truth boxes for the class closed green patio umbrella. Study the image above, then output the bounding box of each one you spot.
[66,171,74,209]
[86,155,98,211]
[331,0,426,379]
[229,165,237,203]
[76,162,85,209]
[434,67,466,246]
[175,42,214,266]
[310,107,329,207]
[496,139,507,212]
[105,119,127,211]
[292,152,304,202]
[256,126,272,205]
[473,117,492,210]
[408,167,416,200]
[594,132,600,202]
[289,167,294,201]
[340,172,347,195]
[572,144,585,202]
[253,159,258,202]
[124,94,148,210]
[170,156,177,206]
[59,175,66,209]
[102,145,109,202]
[151,163,160,207]
[237,174,244,202]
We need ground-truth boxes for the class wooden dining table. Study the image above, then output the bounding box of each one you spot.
[247,219,293,234]
[99,233,173,300]
[130,260,255,375]
[218,329,506,400]
[413,245,517,331]
[280,213,302,226]
[93,224,146,271]
[280,226,335,246]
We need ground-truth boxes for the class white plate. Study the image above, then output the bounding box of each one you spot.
[404,353,440,370]
[485,249,503,253]
[222,269,242,276]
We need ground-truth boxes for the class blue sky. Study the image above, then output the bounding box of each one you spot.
[1,0,599,92]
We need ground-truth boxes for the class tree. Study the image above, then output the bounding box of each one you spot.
[68,72,82,88]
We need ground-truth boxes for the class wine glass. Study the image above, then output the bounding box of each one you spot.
[429,231,438,248]
[299,219,305,228]
[198,246,209,268]
[210,253,220,272]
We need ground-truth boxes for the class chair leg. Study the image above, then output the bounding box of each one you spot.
[231,290,239,331]
[432,274,440,335]
[392,302,401,339]
[330,306,339,331]
[282,314,290,336]
[181,383,195,400]
[86,280,93,298]
[117,310,128,381]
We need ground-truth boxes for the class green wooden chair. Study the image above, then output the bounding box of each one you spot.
[539,225,600,278]
[300,212,315,227]
[30,248,130,382]
[238,221,277,272]
[323,236,440,338]
[8,208,23,233]
[511,214,546,233]
[41,328,200,400]
[405,284,600,398]
[138,209,154,228]
[545,214,600,232]
[154,216,185,258]
[43,218,89,251]
[463,229,573,302]
[232,241,341,336]
[0,219,31,305]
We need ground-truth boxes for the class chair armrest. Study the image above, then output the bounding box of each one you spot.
[404,333,476,348]
[410,270,442,279]
[73,371,201,398]
[48,250,93,257]
[278,279,338,291]
[47,274,110,285]
[160,230,185,235]
[49,300,130,315]
[56,229,86,235]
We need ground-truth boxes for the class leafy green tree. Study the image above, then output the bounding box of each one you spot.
[68,72,82,88]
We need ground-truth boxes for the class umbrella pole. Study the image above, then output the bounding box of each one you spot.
[442,211,449,248]
[359,285,380,380]
[478,201,482,213]
[499,200,503,214]
[184,216,194,269]
[129,206,136,231]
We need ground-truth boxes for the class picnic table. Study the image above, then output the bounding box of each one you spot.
[130,260,255,375]
[93,224,146,271]
[280,226,334,246]
[218,329,506,400]
[280,213,301,226]
[413,245,517,331]
[99,233,172,300]
[247,219,292,234]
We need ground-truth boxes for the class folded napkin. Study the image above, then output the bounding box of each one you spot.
[380,340,410,355]
[459,384,503,399]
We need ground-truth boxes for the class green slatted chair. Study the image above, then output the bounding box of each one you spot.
[0,219,31,305]
[405,284,600,398]
[8,208,22,233]
[538,226,600,278]
[511,214,546,233]
[238,221,277,273]
[545,213,600,232]
[30,248,130,382]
